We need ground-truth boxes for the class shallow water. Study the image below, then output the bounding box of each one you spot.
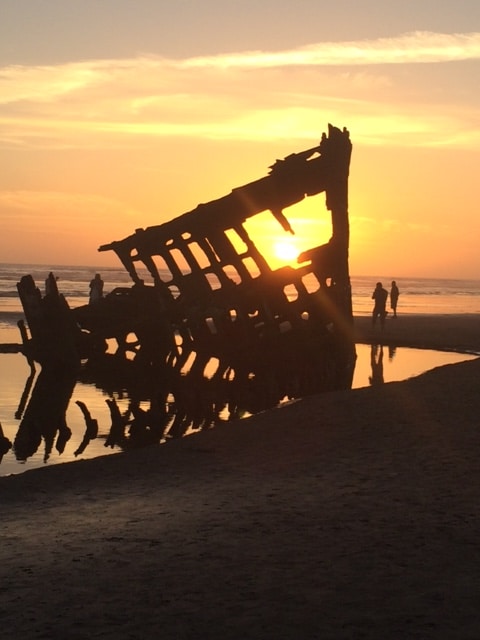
[0,343,476,477]
[351,344,475,388]
[1,266,478,476]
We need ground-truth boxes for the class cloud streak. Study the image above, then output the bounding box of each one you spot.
[0,31,479,150]
[180,31,480,68]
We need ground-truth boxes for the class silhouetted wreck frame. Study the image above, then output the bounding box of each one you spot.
[16,124,356,440]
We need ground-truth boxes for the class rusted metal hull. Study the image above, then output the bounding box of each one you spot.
[16,124,356,441]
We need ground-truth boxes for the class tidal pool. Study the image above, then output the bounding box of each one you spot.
[0,346,477,476]
[352,343,477,389]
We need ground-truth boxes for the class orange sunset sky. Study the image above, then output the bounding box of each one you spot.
[1,1,480,279]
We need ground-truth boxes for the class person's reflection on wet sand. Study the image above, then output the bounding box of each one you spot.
[369,344,384,386]
[388,345,397,362]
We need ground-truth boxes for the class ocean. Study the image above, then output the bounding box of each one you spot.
[0,263,478,477]
[1,263,480,326]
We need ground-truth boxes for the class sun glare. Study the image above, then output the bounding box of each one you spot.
[242,196,331,270]
[273,239,299,263]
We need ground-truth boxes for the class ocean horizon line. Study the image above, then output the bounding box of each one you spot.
[1,261,479,284]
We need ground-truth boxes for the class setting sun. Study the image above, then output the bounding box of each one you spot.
[273,239,299,263]
[242,197,332,271]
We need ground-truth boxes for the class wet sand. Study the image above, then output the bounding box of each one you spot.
[354,313,480,353]
[1,313,480,639]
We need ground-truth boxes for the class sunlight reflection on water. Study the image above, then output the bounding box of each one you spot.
[352,344,476,389]
[0,346,477,477]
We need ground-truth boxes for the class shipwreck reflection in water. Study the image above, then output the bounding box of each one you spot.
[9,127,358,468]
[79,323,355,448]
[6,343,476,470]
[10,331,356,463]
[14,365,77,462]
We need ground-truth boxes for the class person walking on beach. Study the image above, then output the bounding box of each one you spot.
[372,282,388,329]
[89,273,104,304]
[390,280,399,318]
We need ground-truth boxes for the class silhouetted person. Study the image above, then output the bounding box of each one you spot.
[45,272,59,297]
[372,282,388,329]
[89,273,104,304]
[390,280,399,318]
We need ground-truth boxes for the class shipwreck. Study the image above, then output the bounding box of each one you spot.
[16,123,356,443]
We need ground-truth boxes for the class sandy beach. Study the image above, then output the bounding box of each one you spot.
[353,313,480,354]
[2,313,480,639]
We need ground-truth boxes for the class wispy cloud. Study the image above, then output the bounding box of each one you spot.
[0,31,479,150]
[180,31,480,68]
